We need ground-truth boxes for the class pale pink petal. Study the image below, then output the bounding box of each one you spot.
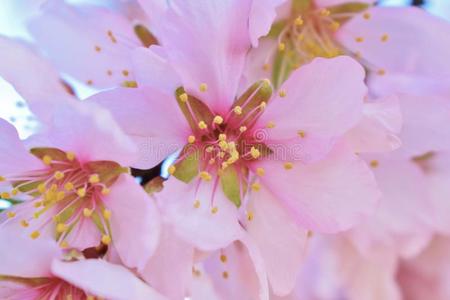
[249,0,286,46]
[337,7,450,77]
[0,280,40,299]
[189,268,221,300]
[244,186,309,296]
[0,36,72,123]
[155,0,252,112]
[315,0,375,7]
[131,46,181,94]
[0,224,60,278]
[66,217,102,250]
[48,101,138,166]
[256,56,366,163]
[28,0,141,89]
[397,94,450,157]
[156,178,242,251]
[51,259,167,300]
[345,95,402,153]
[104,174,160,271]
[0,118,43,175]
[254,142,380,233]
[89,87,189,169]
[141,224,194,300]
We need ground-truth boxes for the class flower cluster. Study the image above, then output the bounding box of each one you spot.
[1,0,450,299]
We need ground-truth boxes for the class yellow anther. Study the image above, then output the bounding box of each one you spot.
[56,191,65,201]
[103,209,112,220]
[60,241,69,249]
[278,43,286,52]
[256,167,265,176]
[381,34,389,42]
[298,33,305,41]
[11,189,18,196]
[219,140,228,151]
[200,171,212,181]
[377,69,386,76]
[34,201,42,208]
[77,188,86,198]
[20,220,29,227]
[122,70,130,77]
[64,182,74,191]
[222,271,229,279]
[33,212,40,219]
[284,162,294,170]
[50,184,58,192]
[101,187,111,195]
[179,93,188,103]
[42,155,52,165]
[363,12,371,20]
[233,106,242,115]
[266,121,276,129]
[251,182,261,192]
[239,126,247,133]
[101,235,112,245]
[219,151,226,158]
[122,80,138,88]
[188,135,196,144]
[206,146,214,153]
[220,254,227,263]
[218,133,227,141]
[213,115,224,125]
[278,90,286,98]
[211,206,218,214]
[262,63,270,71]
[7,211,16,218]
[247,211,254,221]
[370,160,379,168]
[89,174,100,184]
[319,9,330,17]
[56,223,68,233]
[250,147,260,159]
[54,171,64,180]
[198,121,208,130]
[168,165,176,175]
[66,152,75,161]
[330,21,340,31]
[0,176,5,181]
[294,16,303,26]
[199,83,208,92]
[83,208,93,217]
[297,130,306,138]
[30,230,40,239]
[193,200,201,208]
[259,102,267,110]
[1,192,10,199]
[355,37,364,43]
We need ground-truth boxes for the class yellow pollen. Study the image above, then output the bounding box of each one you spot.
[256,167,265,176]
[7,211,16,218]
[199,83,208,92]
[206,146,214,153]
[330,21,340,31]
[218,133,227,141]
[54,171,64,180]
[262,63,270,71]
[250,147,260,159]
[219,151,225,158]
[30,230,40,239]
[20,220,29,227]
[188,135,196,144]
[89,174,100,184]
[64,182,74,191]
[381,34,389,42]
[193,200,201,208]
[355,37,364,43]
[377,69,386,76]
[0,176,6,181]
[56,223,68,233]
[34,201,42,208]
[239,126,247,133]
[33,212,40,219]
[319,9,330,17]
[198,121,208,130]
[213,115,224,125]
[103,209,112,220]
[220,254,227,263]
[297,130,306,138]
[101,235,112,245]
[233,106,242,115]
[77,188,86,198]
[294,16,304,26]
[200,171,212,181]
[1,192,10,199]
[66,152,75,161]
[251,182,261,192]
[11,189,18,196]
[211,206,218,214]
[168,165,176,175]
[56,191,65,201]
[101,187,111,195]
[284,162,294,170]
[122,70,129,77]
[370,160,379,168]
[95,45,101,52]
[259,102,267,110]
[219,140,228,151]
[247,211,254,221]
[42,155,52,165]
[83,208,93,217]
[222,271,229,279]
[278,43,286,52]
[363,12,371,20]
[266,121,276,129]
[278,90,286,98]
[60,241,69,249]
[179,93,188,103]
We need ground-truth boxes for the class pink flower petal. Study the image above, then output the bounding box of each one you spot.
[105,174,161,271]
[155,0,253,112]
[245,186,309,296]
[89,87,189,169]
[51,259,166,300]
[28,1,140,89]
[315,0,375,7]
[249,0,286,46]
[254,142,380,233]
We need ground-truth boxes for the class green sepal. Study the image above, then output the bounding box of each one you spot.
[84,161,126,187]
[172,147,200,183]
[220,166,242,207]
[175,87,215,133]
[291,0,312,15]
